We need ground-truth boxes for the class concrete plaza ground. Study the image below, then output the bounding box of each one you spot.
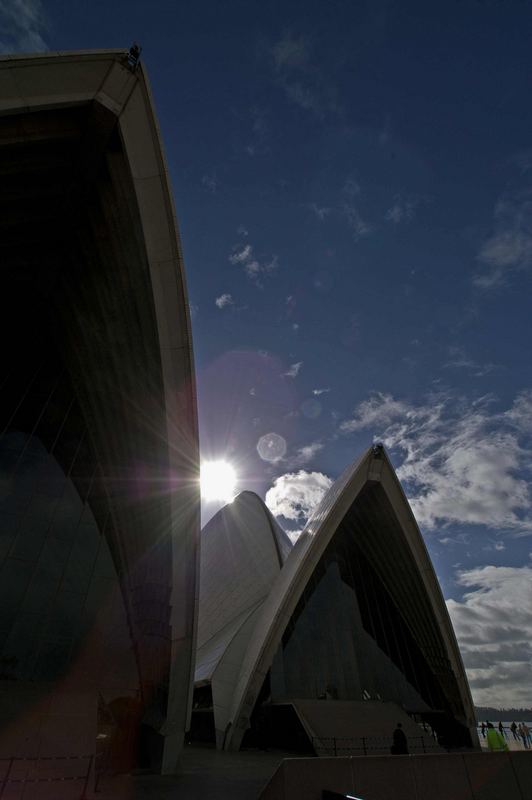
[93,744,532,800]
[96,745,292,799]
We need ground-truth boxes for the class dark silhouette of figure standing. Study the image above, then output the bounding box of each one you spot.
[511,721,518,740]
[498,721,506,738]
[391,722,409,755]
[480,722,486,738]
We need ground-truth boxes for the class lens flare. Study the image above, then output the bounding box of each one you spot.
[200,460,237,503]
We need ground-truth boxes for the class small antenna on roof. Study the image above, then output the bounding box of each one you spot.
[124,42,142,72]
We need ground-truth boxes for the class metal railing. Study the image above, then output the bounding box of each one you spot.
[312,735,440,757]
[0,754,94,799]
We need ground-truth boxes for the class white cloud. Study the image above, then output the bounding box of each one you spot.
[201,172,217,193]
[447,565,532,706]
[340,392,411,433]
[265,469,333,523]
[229,242,278,283]
[0,0,47,53]
[443,347,498,377]
[215,293,233,309]
[504,389,532,433]
[475,191,532,288]
[313,388,330,396]
[271,32,338,117]
[284,441,324,469]
[385,195,417,224]
[344,178,361,198]
[341,390,532,532]
[308,202,332,220]
[273,32,310,71]
[230,244,252,264]
[295,441,323,462]
[343,204,373,241]
[283,361,303,378]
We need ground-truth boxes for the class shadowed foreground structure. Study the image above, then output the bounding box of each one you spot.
[258,750,532,800]
[0,49,199,793]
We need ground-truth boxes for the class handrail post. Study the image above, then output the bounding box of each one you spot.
[0,758,14,800]
[334,738,337,757]
[362,736,367,756]
[81,754,94,800]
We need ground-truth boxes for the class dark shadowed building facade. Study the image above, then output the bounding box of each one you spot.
[0,50,199,784]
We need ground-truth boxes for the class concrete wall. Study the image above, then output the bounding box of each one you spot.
[259,751,532,800]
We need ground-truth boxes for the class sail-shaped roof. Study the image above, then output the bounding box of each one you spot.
[195,491,291,744]
[208,446,477,751]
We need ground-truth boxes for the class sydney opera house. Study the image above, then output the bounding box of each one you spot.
[0,49,199,781]
[193,445,478,754]
[0,48,478,797]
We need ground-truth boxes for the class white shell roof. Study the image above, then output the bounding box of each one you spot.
[195,491,291,686]
[220,446,477,751]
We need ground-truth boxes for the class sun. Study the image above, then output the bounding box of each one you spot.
[200,460,237,503]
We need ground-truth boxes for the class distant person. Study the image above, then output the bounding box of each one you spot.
[391,722,408,755]
[510,721,518,740]
[480,722,486,738]
[526,723,532,747]
[486,722,508,752]
[519,723,530,749]
[498,721,506,738]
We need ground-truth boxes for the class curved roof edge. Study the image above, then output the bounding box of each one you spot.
[222,445,477,751]
[0,50,200,774]
[196,491,291,685]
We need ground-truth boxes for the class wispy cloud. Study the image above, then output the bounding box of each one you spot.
[229,240,278,284]
[313,387,330,396]
[246,106,270,156]
[201,171,217,193]
[215,293,234,309]
[384,194,418,225]
[271,32,339,118]
[343,204,373,240]
[265,469,333,531]
[305,178,374,241]
[340,392,411,433]
[341,390,532,532]
[0,0,48,53]
[283,361,303,378]
[308,202,332,220]
[341,178,372,240]
[448,565,532,706]
[443,346,499,377]
[282,440,324,469]
[475,190,532,288]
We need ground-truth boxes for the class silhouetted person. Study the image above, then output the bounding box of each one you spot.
[510,721,518,740]
[391,722,408,755]
[518,723,529,749]
[526,723,532,747]
[480,722,486,738]
[498,721,506,737]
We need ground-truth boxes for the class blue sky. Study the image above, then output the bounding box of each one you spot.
[5,0,532,708]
